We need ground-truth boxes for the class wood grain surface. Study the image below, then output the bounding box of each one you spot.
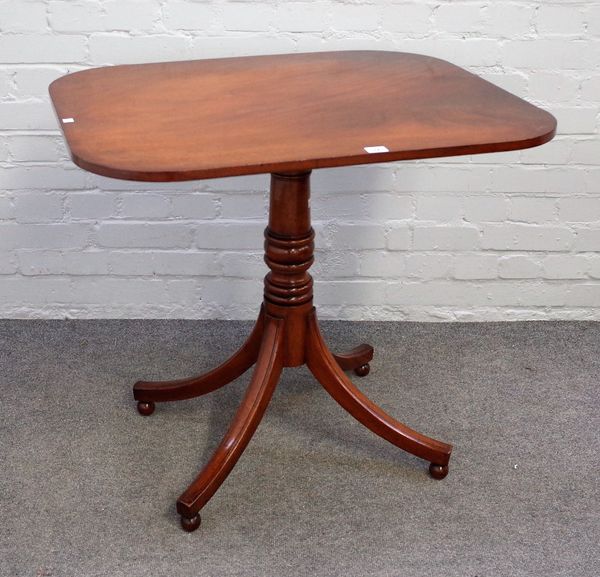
[49,51,556,182]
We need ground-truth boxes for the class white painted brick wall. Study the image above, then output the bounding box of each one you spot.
[1,0,599,320]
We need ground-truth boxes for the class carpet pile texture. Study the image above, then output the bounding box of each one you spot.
[0,319,598,577]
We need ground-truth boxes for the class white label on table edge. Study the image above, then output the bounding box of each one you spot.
[364,145,389,153]
[62,118,75,124]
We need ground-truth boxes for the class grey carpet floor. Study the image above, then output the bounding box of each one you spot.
[0,319,598,577]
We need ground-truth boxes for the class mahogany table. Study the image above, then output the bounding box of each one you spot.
[49,51,556,533]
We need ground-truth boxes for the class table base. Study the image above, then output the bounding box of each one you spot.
[133,171,452,533]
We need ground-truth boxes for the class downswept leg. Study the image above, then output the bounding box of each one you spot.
[305,310,452,478]
[133,307,265,414]
[333,344,374,377]
[176,315,284,531]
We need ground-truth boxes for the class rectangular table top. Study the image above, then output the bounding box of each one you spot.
[49,50,556,182]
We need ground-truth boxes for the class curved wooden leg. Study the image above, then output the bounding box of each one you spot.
[333,344,374,377]
[176,316,284,530]
[133,307,265,412]
[306,310,452,474]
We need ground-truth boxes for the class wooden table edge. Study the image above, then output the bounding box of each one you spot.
[68,125,556,183]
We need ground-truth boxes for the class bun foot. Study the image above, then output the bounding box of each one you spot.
[181,514,201,532]
[429,463,449,480]
[354,363,370,377]
[137,401,155,416]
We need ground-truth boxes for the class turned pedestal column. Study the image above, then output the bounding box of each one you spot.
[133,171,451,532]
